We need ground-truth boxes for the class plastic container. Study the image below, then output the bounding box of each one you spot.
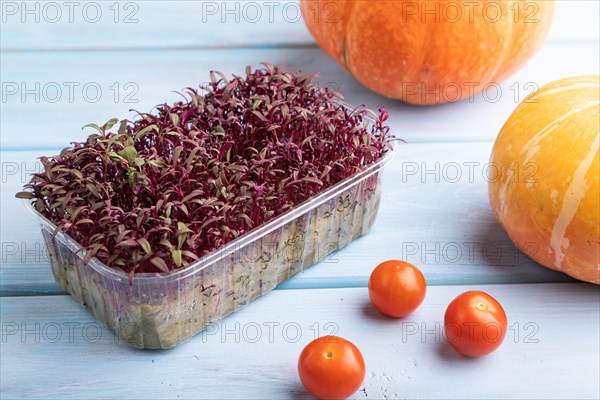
[25,122,397,349]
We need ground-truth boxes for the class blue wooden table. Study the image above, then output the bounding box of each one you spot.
[1,1,599,398]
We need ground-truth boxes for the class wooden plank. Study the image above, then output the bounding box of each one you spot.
[1,41,598,150]
[1,283,598,399]
[0,0,313,51]
[0,142,576,296]
[548,0,600,42]
[1,0,597,51]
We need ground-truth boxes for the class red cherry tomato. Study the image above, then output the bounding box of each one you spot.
[368,260,427,317]
[444,291,508,357]
[298,336,365,400]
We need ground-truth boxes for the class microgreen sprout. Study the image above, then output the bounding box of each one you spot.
[17,63,392,281]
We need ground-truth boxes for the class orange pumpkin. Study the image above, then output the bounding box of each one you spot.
[300,0,555,105]
[489,75,600,284]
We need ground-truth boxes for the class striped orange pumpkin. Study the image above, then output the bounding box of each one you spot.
[300,0,555,105]
[489,75,600,284]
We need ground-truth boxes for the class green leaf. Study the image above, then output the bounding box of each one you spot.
[134,124,158,140]
[176,221,192,249]
[82,123,103,134]
[148,159,167,168]
[137,238,152,255]
[134,157,145,167]
[151,257,169,272]
[108,152,125,162]
[173,146,183,164]
[127,170,137,189]
[118,119,128,135]
[103,118,119,132]
[171,250,183,267]
[179,224,194,235]
[118,146,138,164]
[212,125,225,137]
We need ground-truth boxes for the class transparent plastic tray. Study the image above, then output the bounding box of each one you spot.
[24,122,397,349]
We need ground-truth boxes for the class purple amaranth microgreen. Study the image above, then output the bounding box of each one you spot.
[16,63,393,281]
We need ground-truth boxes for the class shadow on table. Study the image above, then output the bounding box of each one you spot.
[289,382,315,400]
[435,341,485,364]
